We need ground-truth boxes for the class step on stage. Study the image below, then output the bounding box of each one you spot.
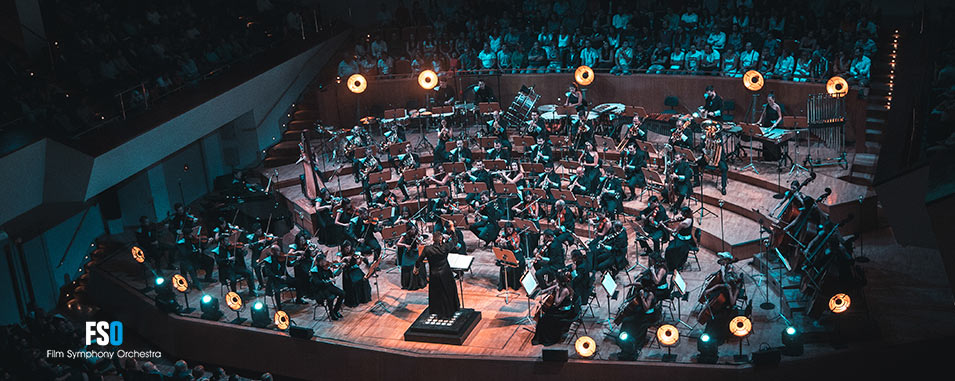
[404,308,482,345]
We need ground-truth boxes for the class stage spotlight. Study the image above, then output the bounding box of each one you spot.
[200,294,223,321]
[618,331,629,342]
[274,311,290,331]
[743,70,764,91]
[225,291,245,324]
[153,277,180,313]
[656,324,679,362]
[729,316,753,363]
[171,274,189,293]
[574,65,594,86]
[131,246,145,263]
[347,73,366,94]
[696,333,718,364]
[154,276,165,286]
[418,70,438,90]
[251,300,270,328]
[782,326,804,356]
[575,336,597,358]
[826,76,849,97]
[829,293,851,314]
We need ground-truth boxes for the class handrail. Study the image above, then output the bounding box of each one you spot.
[362,67,831,84]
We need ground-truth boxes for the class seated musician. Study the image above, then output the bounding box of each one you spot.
[474,79,495,103]
[289,233,318,305]
[485,139,510,162]
[568,166,591,195]
[347,208,383,262]
[532,270,580,346]
[205,234,234,292]
[309,252,345,320]
[356,154,383,204]
[594,221,629,275]
[623,114,648,142]
[551,200,576,241]
[390,144,419,201]
[494,223,526,291]
[589,209,612,240]
[597,166,624,218]
[425,164,453,192]
[536,161,562,193]
[435,77,456,105]
[641,253,671,301]
[245,222,275,289]
[448,139,473,168]
[699,85,723,119]
[663,206,695,272]
[468,191,503,247]
[371,189,400,211]
[338,240,372,307]
[579,141,600,181]
[174,217,212,291]
[462,160,492,204]
[637,196,669,254]
[396,222,428,290]
[526,111,549,139]
[613,283,660,360]
[428,191,454,222]
[230,236,257,296]
[260,242,292,309]
[527,135,552,165]
[533,229,567,285]
[700,269,743,344]
[330,198,355,247]
[665,152,694,211]
[314,189,338,244]
[622,142,648,200]
[569,249,592,310]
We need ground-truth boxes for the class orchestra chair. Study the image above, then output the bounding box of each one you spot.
[566,311,590,344]
[722,99,736,122]
[312,299,333,321]
[583,276,601,319]
[659,282,678,322]
[663,96,680,114]
[219,277,249,298]
[683,228,703,272]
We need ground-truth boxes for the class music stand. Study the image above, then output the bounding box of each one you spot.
[425,186,452,199]
[412,110,435,153]
[353,145,375,159]
[601,272,619,325]
[512,218,540,234]
[492,247,521,303]
[671,270,693,329]
[642,168,665,201]
[484,160,507,171]
[549,136,569,147]
[439,213,467,227]
[527,188,547,200]
[550,189,577,203]
[521,163,544,174]
[444,141,458,152]
[478,102,501,114]
[595,135,616,152]
[577,195,597,210]
[381,224,409,244]
[494,183,520,219]
[559,160,580,175]
[368,171,391,188]
[447,253,475,308]
[519,271,539,325]
[460,182,488,195]
[512,136,535,147]
[737,123,762,174]
[609,166,626,179]
[388,141,411,157]
[402,167,428,205]
[478,137,497,149]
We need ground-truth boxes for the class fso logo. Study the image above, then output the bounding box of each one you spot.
[85,321,123,346]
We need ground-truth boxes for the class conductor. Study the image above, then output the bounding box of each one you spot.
[414,223,462,318]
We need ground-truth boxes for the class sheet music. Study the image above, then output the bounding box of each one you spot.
[601,272,617,296]
[520,271,538,295]
[448,253,474,271]
[673,270,687,294]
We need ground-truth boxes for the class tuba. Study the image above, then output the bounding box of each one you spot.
[702,120,723,167]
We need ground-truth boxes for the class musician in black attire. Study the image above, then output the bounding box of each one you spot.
[433,124,452,168]
[534,229,567,286]
[136,216,166,269]
[494,223,525,291]
[231,238,257,296]
[434,77,456,105]
[347,208,382,262]
[700,85,723,119]
[536,161,562,195]
[172,213,206,290]
[469,191,502,247]
[330,198,355,247]
[697,124,729,195]
[428,191,454,222]
[565,83,588,118]
[485,140,510,162]
[532,270,579,346]
[338,240,372,307]
[614,284,660,360]
[246,223,273,290]
[637,196,669,254]
[701,269,743,344]
[314,189,337,244]
[594,221,629,274]
[396,222,428,290]
[462,161,492,204]
[289,232,315,304]
[414,225,462,319]
[666,152,694,210]
[597,166,625,218]
[434,218,467,254]
[260,243,291,309]
[310,253,345,320]
[756,91,786,163]
[474,79,496,103]
[390,144,420,201]
[568,166,591,195]
[552,200,576,242]
[526,111,549,139]
[664,207,695,272]
[622,142,648,200]
[206,235,234,292]
[527,136,552,164]
[448,139,473,168]
[569,249,592,310]
[356,155,383,204]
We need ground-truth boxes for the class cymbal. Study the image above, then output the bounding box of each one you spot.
[537,104,557,113]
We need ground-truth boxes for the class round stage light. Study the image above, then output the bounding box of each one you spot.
[274,310,290,330]
[618,331,629,341]
[202,294,213,304]
[743,70,764,91]
[729,316,753,337]
[418,70,438,90]
[131,246,145,263]
[574,65,595,86]
[225,291,242,311]
[253,301,264,311]
[829,293,851,314]
[171,274,189,293]
[826,76,849,97]
[347,73,367,94]
[700,333,711,342]
[786,326,796,336]
[656,324,680,346]
[575,336,597,358]
[155,276,165,286]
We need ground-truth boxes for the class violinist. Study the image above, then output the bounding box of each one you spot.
[309,253,345,320]
[425,163,453,190]
[637,196,669,254]
[527,135,552,165]
[396,222,428,290]
[531,270,579,346]
[260,242,291,309]
[494,222,525,291]
[468,191,502,247]
[246,223,275,289]
[289,232,316,305]
[314,189,339,244]
[348,208,382,262]
[428,191,453,222]
[390,144,419,201]
[338,240,372,307]
[533,229,567,285]
[371,189,400,211]
[552,200,576,239]
[663,206,695,272]
[613,283,659,360]
[205,234,234,292]
[229,236,257,296]
[448,139,473,168]
[172,208,206,290]
[331,198,355,247]
[136,216,168,269]
[622,141,648,201]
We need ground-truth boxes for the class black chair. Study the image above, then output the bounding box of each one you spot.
[684,228,703,272]
[664,96,680,113]
[722,99,736,122]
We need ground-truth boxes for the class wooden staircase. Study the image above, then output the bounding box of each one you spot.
[848,33,897,186]
[264,86,325,168]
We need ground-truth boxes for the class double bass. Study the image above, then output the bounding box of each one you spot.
[771,173,817,261]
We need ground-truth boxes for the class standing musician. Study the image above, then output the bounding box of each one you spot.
[205,234,235,292]
[597,166,624,218]
[433,119,452,167]
[494,222,526,291]
[663,206,695,272]
[314,189,339,245]
[699,85,723,119]
[356,154,383,204]
[259,242,292,309]
[448,139,473,168]
[347,208,382,263]
[309,252,345,320]
[580,141,600,181]
[395,222,428,290]
[533,229,568,285]
[613,283,660,360]
[564,83,588,118]
[637,196,669,254]
[338,240,372,307]
[527,135,553,165]
[136,216,168,270]
[593,221,629,274]
[531,270,579,346]
[390,144,420,201]
[665,152,694,210]
[331,198,355,247]
[468,191,503,247]
[757,91,783,129]
[621,142,648,200]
